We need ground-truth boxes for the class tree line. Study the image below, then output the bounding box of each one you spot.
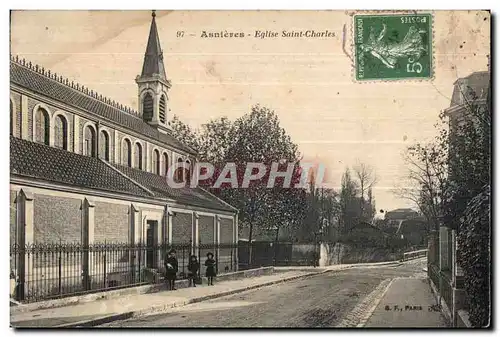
[170,105,377,244]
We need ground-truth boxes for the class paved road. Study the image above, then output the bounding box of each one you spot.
[102,259,427,328]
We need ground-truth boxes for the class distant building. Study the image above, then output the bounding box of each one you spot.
[385,208,420,221]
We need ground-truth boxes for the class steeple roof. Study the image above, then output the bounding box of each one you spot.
[140,10,167,81]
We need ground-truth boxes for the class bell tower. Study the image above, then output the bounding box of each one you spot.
[136,10,171,133]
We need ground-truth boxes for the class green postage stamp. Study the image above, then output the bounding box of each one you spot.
[354,13,433,81]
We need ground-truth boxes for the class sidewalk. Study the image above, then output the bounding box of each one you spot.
[10,269,318,328]
[10,260,404,328]
[363,277,449,328]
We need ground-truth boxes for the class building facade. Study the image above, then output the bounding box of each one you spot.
[10,12,238,299]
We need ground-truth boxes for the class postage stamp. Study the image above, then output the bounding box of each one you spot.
[354,13,433,81]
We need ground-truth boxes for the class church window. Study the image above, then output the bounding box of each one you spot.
[99,130,110,161]
[122,138,132,167]
[159,95,166,123]
[83,125,96,157]
[135,142,143,169]
[143,93,154,122]
[35,108,50,145]
[54,114,68,150]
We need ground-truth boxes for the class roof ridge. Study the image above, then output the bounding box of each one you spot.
[102,160,157,197]
[9,55,171,127]
[10,56,195,155]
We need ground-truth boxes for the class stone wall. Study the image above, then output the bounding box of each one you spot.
[320,242,404,265]
[171,212,192,244]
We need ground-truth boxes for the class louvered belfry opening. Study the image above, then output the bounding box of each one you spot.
[142,93,154,122]
[159,95,166,123]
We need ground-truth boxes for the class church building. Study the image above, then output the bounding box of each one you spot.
[10,11,238,300]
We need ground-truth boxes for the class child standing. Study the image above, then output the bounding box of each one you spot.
[205,252,217,286]
[187,255,200,287]
[164,249,178,290]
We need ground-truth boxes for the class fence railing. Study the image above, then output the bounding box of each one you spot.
[10,242,238,303]
[401,248,428,262]
[10,240,319,303]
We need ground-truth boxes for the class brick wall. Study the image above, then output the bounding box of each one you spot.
[171,212,192,244]
[199,215,215,244]
[27,96,34,141]
[219,218,235,273]
[10,92,21,138]
[94,202,129,243]
[33,194,82,244]
[79,116,90,154]
[198,215,215,276]
[220,218,234,244]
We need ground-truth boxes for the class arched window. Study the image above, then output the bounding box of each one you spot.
[159,95,166,123]
[54,115,68,150]
[162,152,169,176]
[176,158,184,182]
[152,149,160,174]
[10,100,13,135]
[185,160,191,185]
[142,93,154,122]
[83,125,96,157]
[35,107,50,145]
[134,143,143,169]
[99,130,110,161]
[122,138,132,167]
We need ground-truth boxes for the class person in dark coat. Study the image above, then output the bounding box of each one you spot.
[164,249,178,290]
[187,255,200,287]
[205,252,217,286]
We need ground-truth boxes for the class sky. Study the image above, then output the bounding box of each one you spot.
[10,10,491,212]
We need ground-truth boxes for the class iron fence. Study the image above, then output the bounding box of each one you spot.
[10,242,238,303]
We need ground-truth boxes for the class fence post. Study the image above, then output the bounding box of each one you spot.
[216,216,221,274]
[16,244,26,302]
[58,241,62,295]
[15,190,34,302]
[182,244,186,277]
[103,240,107,288]
[81,198,95,291]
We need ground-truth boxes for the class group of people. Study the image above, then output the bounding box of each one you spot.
[163,249,217,290]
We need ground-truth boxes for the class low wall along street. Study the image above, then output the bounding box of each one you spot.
[319,242,404,266]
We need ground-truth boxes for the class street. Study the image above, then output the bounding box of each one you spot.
[102,259,427,328]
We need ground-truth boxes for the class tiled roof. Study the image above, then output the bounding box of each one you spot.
[10,136,152,198]
[10,61,195,155]
[11,136,236,213]
[111,163,236,212]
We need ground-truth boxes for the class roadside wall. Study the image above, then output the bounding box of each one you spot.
[320,242,403,265]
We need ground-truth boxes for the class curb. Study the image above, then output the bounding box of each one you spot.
[53,270,330,328]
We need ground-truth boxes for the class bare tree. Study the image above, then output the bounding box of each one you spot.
[353,162,377,221]
[393,143,448,232]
